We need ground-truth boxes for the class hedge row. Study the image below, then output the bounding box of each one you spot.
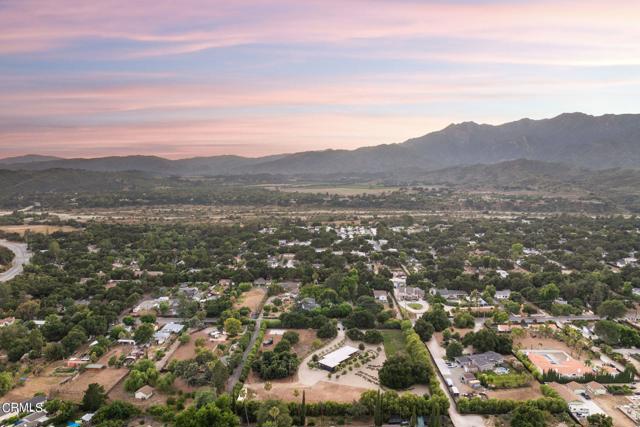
[513,350,543,381]
[457,396,567,415]
[232,322,267,399]
[401,321,449,412]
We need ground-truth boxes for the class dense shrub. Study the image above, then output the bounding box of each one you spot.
[252,350,299,380]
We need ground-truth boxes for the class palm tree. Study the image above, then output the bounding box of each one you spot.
[268,406,280,422]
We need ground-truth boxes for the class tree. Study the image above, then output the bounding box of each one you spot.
[256,400,292,427]
[446,341,463,359]
[0,372,13,397]
[423,304,450,332]
[492,310,509,324]
[374,389,383,427]
[317,322,337,339]
[282,331,299,345]
[594,320,621,345]
[44,342,66,361]
[363,329,384,344]
[379,354,417,389]
[414,319,435,342]
[539,283,560,302]
[82,383,107,411]
[224,318,242,337]
[597,300,627,319]
[134,323,155,344]
[510,403,545,427]
[453,312,474,328]
[252,351,299,380]
[587,414,613,427]
[299,390,306,426]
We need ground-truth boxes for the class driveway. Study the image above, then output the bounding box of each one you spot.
[425,336,486,427]
[0,239,32,282]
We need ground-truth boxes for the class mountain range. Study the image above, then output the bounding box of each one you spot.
[2,112,640,175]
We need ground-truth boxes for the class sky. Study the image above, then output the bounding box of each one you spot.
[1,0,640,159]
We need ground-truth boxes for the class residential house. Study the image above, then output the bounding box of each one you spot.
[431,288,468,303]
[300,297,320,311]
[398,286,425,301]
[455,351,504,372]
[135,385,155,400]
[566,381,586,396]
[586,381,607,396]
[494,290,511,300]
[373,290,388,303]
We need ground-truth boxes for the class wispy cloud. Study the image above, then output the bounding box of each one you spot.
[1,0,639,157]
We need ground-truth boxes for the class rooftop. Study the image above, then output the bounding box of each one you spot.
[318,345,359,369]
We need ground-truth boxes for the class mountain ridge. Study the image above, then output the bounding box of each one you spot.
[3,112,640,175]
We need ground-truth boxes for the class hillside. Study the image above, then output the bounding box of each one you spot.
[2,112,640,175]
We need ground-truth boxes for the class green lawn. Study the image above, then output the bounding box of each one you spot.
[408,302,424,310]
[380,330,406,357]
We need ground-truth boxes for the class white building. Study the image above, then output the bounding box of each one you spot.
[135,385,154,400]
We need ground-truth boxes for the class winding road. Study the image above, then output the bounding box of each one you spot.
[0,239,31,282]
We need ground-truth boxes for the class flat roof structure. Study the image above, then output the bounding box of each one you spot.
[318,345,359,370]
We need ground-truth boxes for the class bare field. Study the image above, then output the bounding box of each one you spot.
[485,384,544,400]
[258,329,321,358]
[0,225,79,235]
[593,394,637,427]
[169,328,226,363]
[249,380,369,403]
[1,360,71,402]
[234,287,267,314]
[56,367,129,402]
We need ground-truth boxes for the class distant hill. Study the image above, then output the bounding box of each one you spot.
[0,154,62,165]
[3,112,640,174]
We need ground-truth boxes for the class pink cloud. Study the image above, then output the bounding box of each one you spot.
[1,0,639,66]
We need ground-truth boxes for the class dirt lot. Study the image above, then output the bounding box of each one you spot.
[108,376,167,408]
[485,384,544,400]
[259,329,321,358]
[249,380,369,403]
[56,367,129,402]
[593,394,637,427]
[234,287,266,314]
[515,335,575,356]
[1,361,71,402]
[0,225,79,235]
[168,328,226,363]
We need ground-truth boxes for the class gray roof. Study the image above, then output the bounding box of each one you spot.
[455,351,504,368]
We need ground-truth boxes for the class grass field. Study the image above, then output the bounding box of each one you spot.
[407,302,424,310]
[381,330,406,357]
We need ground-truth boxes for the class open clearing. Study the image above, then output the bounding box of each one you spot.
[593,394,637,427]
[56,367,129,402]
[259,329,321,358]
[0,225,79,235]
[169,328,226,362]
[381,330,405,357]
[485,384,544,400]
[234,287,266,314]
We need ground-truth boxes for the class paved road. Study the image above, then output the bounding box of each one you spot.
[0,239,31,282]
[425,337,485,427]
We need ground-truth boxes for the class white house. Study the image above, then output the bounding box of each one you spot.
[494,290,511,300]
[373,290,388,303]
[135,385,154,400]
